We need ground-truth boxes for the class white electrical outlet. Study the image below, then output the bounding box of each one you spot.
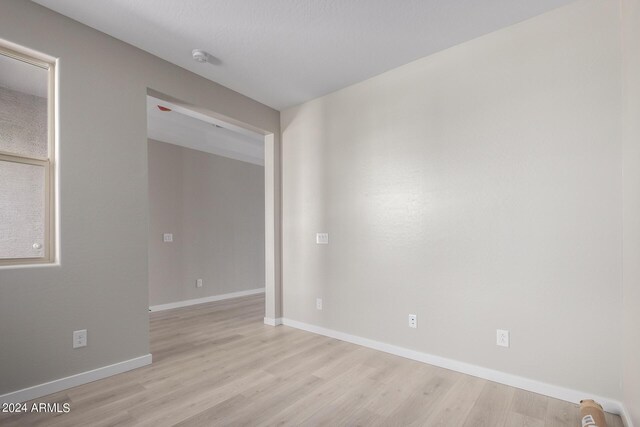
[196,279,203,288]
[496,329,510,347]
[316,233,329,244]
[73,329,87,349]
[316,298,323,310]
[408,314,417,329]
[163,233,173,243]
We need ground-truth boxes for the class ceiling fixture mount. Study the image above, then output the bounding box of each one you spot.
[192,49,210,63]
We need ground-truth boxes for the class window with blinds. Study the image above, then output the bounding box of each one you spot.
[0,45,55,265]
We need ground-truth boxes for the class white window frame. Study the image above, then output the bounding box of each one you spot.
[0,44,55,266]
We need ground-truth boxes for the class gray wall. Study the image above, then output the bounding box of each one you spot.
[281,0,623,400]
[148,139,265,306]
[0,0,278,395]
[622,0,640,423]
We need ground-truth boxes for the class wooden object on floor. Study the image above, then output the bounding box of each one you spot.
[580,399,608,427]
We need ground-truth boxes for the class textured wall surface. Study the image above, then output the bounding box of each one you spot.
[148,140,265,306]
[281,0,623,399]
[0,0,278,395]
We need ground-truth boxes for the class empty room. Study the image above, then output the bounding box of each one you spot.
[0,0,638,426]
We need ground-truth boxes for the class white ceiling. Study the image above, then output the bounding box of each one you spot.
[33,0,575,110]
[147,96,264,165]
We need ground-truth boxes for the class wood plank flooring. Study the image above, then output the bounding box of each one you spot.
[0,294,624,426]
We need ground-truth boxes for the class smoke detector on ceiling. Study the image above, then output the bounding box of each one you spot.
[192,49,210,63]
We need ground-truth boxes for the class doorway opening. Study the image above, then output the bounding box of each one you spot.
[145,93,273,339]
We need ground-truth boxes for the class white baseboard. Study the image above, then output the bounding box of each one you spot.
[620,404,635,427]
[281,318,625,416]
[0,354,152,405]
[149,288,265,312]
[264,317,283,326]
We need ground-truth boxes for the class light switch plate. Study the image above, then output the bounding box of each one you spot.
[163,233,173,243]
[316,233,329,244]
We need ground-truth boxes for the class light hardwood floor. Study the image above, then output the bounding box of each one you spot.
[1,294,623,427]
